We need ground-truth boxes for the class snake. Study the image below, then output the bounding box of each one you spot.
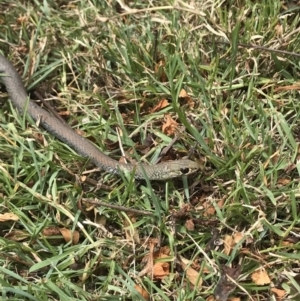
[0,54,200,180]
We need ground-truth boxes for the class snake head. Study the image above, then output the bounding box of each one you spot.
[165,159,200,178]
[136,158,200,180]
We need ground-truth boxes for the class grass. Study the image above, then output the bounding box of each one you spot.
[1,0,300,300]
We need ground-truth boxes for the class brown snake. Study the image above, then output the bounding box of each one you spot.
[0,54,200,180]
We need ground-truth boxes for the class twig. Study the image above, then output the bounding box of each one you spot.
[214,40,300,58]
[82,198,153,216]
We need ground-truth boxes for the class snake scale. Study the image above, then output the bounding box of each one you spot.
[0,54,200,180]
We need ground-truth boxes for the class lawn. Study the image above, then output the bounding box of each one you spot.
[0,0,300,300]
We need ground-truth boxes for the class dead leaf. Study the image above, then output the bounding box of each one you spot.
[233,232,244,244]
[153,255,170,279]
[178,88,195,108]
[223,235,234,255]
[277,178,291,185]
[124,216,140,244]
[202,201,216,216]
[80,175,87,182]
[134,284,150,300]
[42,227,61,236]
[152,246,171,279]
[80,260,91,282]
[139,243,171,280]
[221,107,229,116]
[138,242,155,277]
[162,114,179,136]
[281,240,294,246]
[59,228,80,245]
[154,60,167,82]
[4,230,29,241]
[270,287,286,298]
[42,227,80,245]
[251,269,271,285]
[179,255,202,288]
[0,212,19,222]
[185,219,195,231]
[275,23,283,37]
[214,265,242,301]
[274,82,300,92]
[179,89,188,98]
[151,99,169,112]
[217,198,225,209]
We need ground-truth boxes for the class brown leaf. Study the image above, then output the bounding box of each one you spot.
[179,89,188,98]
[0,212,19,222]
[178,89,195,108]
[151,99,169,113]
[58,228,80,245]
[251,269,271,285]
[123,216,140,244]
[214,265,242,301]
[223,235,234,255]
[138,242,155,277]
[233,232,244,244]
[185,219,195,231]
[4,230,29,241]
[80,175,87,182]
[153,255,170,280]
[162,114,178,136]
[277,178,291,185]
[270,287,286,298]
[42,227,61,236]
[274,82,300,92]
[134,284,150,300]
[179,256,202,288]
[154,60,167,82]
[275,23,283,37]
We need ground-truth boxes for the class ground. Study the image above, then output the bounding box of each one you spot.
[0,0,300,300]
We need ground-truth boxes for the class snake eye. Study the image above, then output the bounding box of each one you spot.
[180,167,191,175]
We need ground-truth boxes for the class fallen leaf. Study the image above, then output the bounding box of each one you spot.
[134,284,150,300]
[178,88,195,108]
[124,216,140,244]
[80,260,91,282]
[275,23,283,37]
[251,269,271,285]
[42,227,61,236]
[277,178,291,185]
[214,265,242,301]
[274,83,300,92]
[4,230,29,241]
[59,228,80,245]
[217,198,225,209]
[139,243,171,279]
[154,59,167,82]
[42,227,80,245]
[153,255,170,279]
[138,242,155,277]
[151,99,169,112]
[233,232,244,244]
[270,287,286,298]
[79,175,86,183]
[179,255,202,288]
[223,235,234,255]
[185,219,195,231]
[179,89,188,98]
[0,212,19,222]
[162,114,178,135]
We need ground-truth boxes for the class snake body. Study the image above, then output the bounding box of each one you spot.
[0,54,199,180]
